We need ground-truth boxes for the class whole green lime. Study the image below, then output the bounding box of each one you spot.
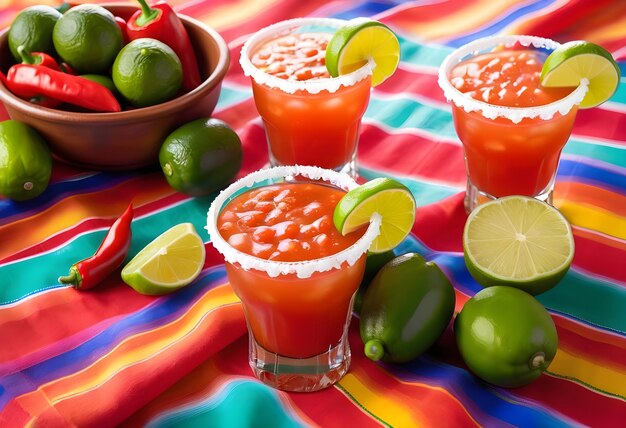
[0,120,52,201]
[8,5,62,61]
[159,119,242,196]
[112,38,183,107]
[52,4,123,74]
[454,286,558,388]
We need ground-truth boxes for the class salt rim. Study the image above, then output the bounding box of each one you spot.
[205,165,382,279]
[239,17,375,95]
[437,34,589,124]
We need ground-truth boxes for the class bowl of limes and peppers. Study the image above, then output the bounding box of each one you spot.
[0,2,229,170]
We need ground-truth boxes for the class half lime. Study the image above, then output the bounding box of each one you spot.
[334,177,416,253]
[463,196,575,295]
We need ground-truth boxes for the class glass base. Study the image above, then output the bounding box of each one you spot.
[248,334,351,392]
[268,149,358,179]
[464,179,554,214]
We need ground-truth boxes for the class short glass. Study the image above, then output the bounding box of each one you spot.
[240,18,374,178]
[206,165,381,392]
[438,35,589,213]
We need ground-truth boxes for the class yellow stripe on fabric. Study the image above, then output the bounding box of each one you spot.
[549,348,626,399]
[555,200,626,240]
[45,286,240,403]
[338,373,425,427]
[195,0,279,31]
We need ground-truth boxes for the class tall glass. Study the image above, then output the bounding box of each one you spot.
[240,18,373,177]
[438,35,589,213]
[206,165,381,392]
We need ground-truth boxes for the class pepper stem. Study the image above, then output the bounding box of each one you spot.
[58,266,82,288]
[364,339,386,362]
[135,0,160,26]
[17,45,38,65]
[529,352,546,369]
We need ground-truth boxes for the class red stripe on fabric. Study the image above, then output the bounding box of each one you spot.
[571,231,626,285]
[411,192,467,253]
[0,283,155,366]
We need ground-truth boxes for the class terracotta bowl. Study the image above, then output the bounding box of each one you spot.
[0,3,229,170]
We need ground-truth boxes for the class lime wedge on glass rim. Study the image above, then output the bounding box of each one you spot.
[334,178,416,253]
[121,223,206,295]
[463,196,575,296]
[541,40,620,108]
[325,18,400,86]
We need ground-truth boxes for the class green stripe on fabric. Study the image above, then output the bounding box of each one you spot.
[365,96,626,169]
[359,166,460,206]
[538,269,626,334]
[0,197,213,305]
[215,85,252,109]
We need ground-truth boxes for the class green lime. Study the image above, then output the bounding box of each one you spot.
[122,223,206,295]
[112,38,182,107]
[333,177,416,253]
[360,253,456,363]
[8,5,62,62]
[0,120,52,201]
[541,41,620,108]
[159,118,242,196]
[454,286,558,388]
[463,196,574,296]
[326,18,400,86]
[52,4,123,74]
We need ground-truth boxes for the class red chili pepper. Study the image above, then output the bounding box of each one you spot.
[126,0,201,91]
[115,16,130,44]
[59,62,76,75]
[58,204,134,290]
[17,45,61,71]
[6,64,121,112]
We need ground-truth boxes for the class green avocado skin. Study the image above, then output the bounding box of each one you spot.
[359,253,456,363]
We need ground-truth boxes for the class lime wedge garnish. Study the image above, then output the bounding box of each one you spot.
[463,196,575,295]
[325,18,400,86]
[541,40,620,109]
[333,178,416,253]
[121,223,206,295]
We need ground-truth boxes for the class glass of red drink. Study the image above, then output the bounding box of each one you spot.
[438,35,589,213]
[240,18,374,178]
[206,165,381,392]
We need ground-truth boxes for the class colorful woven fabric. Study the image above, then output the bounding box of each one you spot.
[1,0,625,426]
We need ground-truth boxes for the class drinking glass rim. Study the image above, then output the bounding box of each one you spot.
[239,17,374,95]
[437,34,589,124]
[206,165,382,279]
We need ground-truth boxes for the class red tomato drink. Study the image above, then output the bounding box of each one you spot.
[241,19,373,177]
[218,182,366,358]
[207,166,380,392]
[439,36,588,212]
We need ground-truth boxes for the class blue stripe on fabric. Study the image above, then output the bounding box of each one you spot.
[557,158,626,196]
[386,357,576,428]
[0,171,134,220]
[0,267,228,410]
[446,0,559,47]
[146,380,304,428]
[215,85,252,110]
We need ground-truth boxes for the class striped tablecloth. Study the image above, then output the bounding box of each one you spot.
[1,1,625,426]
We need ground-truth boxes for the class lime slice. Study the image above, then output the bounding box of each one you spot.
[122,223,206,295]
[463,196,575,295]
[541,40,620,109]
[325,18,400,86]
[334,178,416,253]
